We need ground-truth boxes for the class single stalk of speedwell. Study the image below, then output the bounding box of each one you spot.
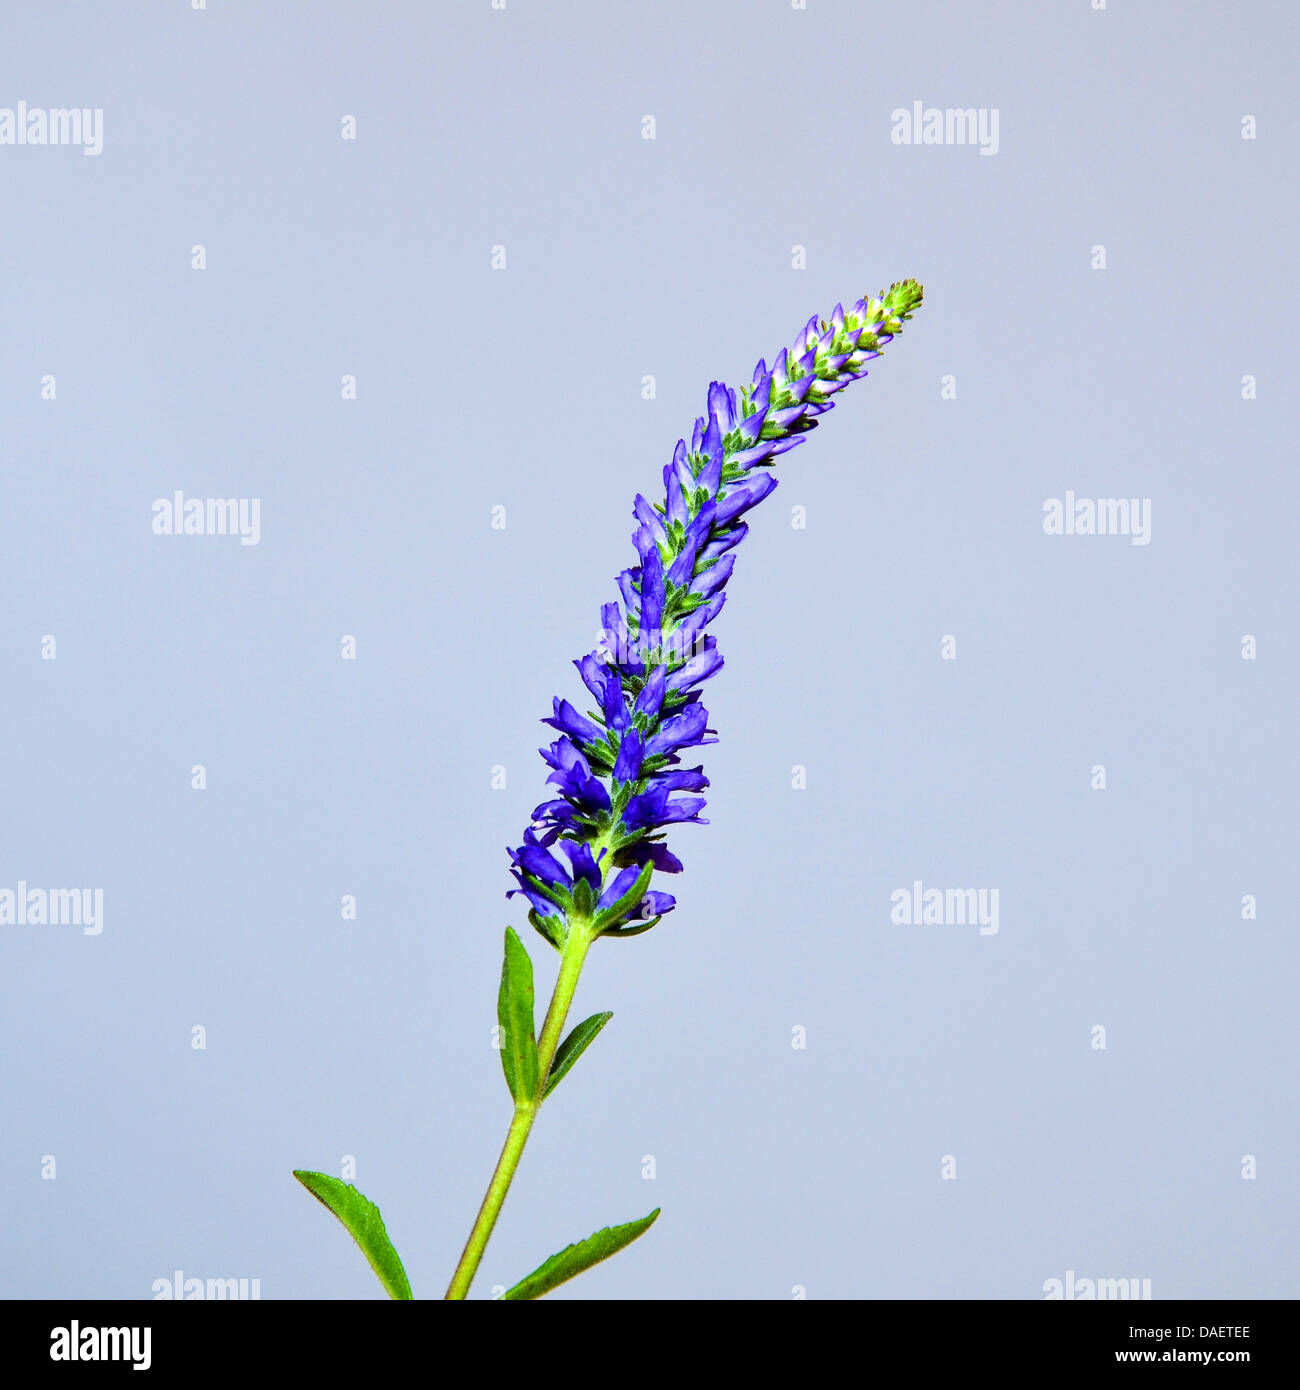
[293,280,925,1301]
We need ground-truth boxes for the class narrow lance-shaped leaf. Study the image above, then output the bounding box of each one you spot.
[498,926,539,1103]
[501,1208,660,1301]
[542,1011,612,1099]
[292,1170,413,1300]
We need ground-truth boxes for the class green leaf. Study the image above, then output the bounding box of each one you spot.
[498,926,539,1103]
[291,1170,413,1300]
[501,1208,661,1301]
[542,1011,613,1099]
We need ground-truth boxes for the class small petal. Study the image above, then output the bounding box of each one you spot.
[677,591,727,637]
[620,841,685,874]
[514,842,569,888]
[633,494,667,545]
[668,643,724,692]
[646,702,715,756]
[596,865,643,913]
[697,525,747,564]
[649,765,709,792]
[613,728,644,782]
[707,380,736,432]
[690,553,735,599]
[634,663,667,718]
[714,473,777,526]
[698,442,723,496]
[664,463,689,525]
[639,543,665,639]
[543,698,603,744]
[562,840,602,891]
[666,534,698,587]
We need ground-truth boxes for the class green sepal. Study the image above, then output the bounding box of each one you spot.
[601,914,660,938]
[518,868,574,915]
[590,862,652,934]
[527,907,565,951]
[542,1011,613,1099]
[582,742,615,775]
[291,1170,413,1300]
[673,590,710,617]
[571,875,596,917]
[501,1208,661,1300]
[498,927,539,1103]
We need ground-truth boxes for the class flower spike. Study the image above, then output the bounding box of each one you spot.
[510,280,925,946]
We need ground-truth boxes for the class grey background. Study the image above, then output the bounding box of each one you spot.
[2,0,1296,1300]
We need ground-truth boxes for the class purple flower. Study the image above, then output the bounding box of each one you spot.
[510,281,924,946]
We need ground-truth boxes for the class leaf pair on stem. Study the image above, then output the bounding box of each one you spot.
[293,926,657,1300]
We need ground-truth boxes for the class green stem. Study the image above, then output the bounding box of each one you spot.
[444,924,594,1300]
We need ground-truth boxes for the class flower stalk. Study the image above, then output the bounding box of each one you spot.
[294,280,923,1302]
[449,279,925,1298]
[444,921,594,1300]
